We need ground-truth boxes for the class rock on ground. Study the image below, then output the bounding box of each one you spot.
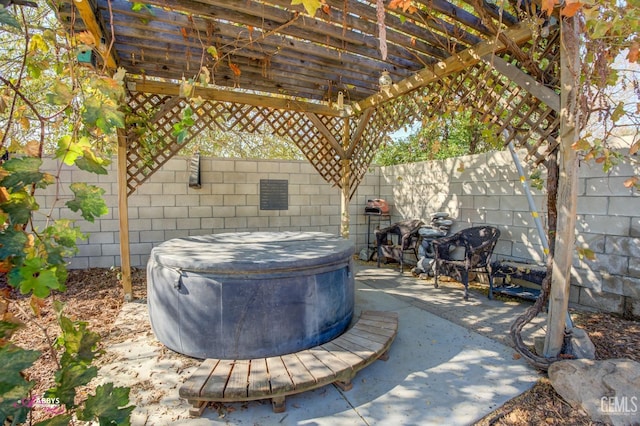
[548,358,640,426]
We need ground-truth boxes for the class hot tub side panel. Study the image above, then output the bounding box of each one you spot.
[176,261,354,359]
[147,257,188,356]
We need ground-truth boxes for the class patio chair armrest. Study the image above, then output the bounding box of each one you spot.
[432,234,464,260]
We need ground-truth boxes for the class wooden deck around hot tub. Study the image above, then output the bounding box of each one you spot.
[179,310,398,415]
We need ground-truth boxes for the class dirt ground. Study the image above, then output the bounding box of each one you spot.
[3,267,639,425]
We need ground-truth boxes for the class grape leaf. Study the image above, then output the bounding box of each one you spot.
[577,247,596,261]
[0,192,39,225]
[74,156,109,175]
[291,0,323,16]
[623,176,638,188]
[541,0,556,16]
[611,101,625,123]
[76,31,96,47]
[0,345,40,424]
[48,363,98,408]
[0,320,22,340]
[46,81,73,106]
[33,415,73,426]
[628,42,639,63]
[0,226,28,260]
[66,183,108,222]
[571,137,592,151]
[29,33,50,53]
[0,6,20,29]
[11,257,62,298]
[0,157,49,191]
[44,219,86,251]
[77,383,135,425]
[56,314,101,364]
[83,98,125,134]
[561,1,583,17]
[56,135,87,166]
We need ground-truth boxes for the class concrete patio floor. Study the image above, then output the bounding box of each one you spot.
[96,261,546,425]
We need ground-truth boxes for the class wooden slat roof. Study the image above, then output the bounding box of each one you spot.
[53,0,527,105]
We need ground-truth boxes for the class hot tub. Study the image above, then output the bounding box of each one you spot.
[147,232,355,359]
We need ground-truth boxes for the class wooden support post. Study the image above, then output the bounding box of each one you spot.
[340,117,351,239]
[117,130,133,301]
[72,0,117,69]
[544,16,580,357]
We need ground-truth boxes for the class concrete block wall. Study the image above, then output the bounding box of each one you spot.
[370,150,640,317]
[35,157,346,269]
[34,150,639,316]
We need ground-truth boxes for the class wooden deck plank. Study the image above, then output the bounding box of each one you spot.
[280,353,316,389]
[320,341,368,368]
[359,311,398,323]
[181,310,398,416]
[200,359,235,399]
[331,335,376,359]
[295,350,337,385]
[358,317,398,330]
[308,346,353,375]
[266,356,294,394]
[179,358,219,399]
[353,322,396,339]
[224,360,250,399]
[362,311,399,320]
[349,326,393,344]
[340,332,385,353]
[247,358,271,398]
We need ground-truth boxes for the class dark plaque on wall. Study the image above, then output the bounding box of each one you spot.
[260,179,288,210]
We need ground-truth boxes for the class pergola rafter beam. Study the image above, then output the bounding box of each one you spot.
[411,0,511,36]
[72,0,118,69]
[319,0,469,56]
[353,23,533,112]
[124,0,433,71]
[482,55,560,112]
[128,79,344,117]
[114,42,377,100]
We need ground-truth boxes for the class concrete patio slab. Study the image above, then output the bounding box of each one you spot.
[94,262,544,425]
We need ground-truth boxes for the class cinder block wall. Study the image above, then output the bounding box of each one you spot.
[35,151,639,316]
[371,150,640,317]
[35,157,344,269]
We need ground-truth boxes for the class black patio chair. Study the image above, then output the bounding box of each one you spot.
[375,219,424,272]
[432,226,500,300]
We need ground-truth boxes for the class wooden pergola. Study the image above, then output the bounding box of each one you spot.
[53,0,579,360]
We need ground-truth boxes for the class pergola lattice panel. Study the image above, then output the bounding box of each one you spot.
[125,94,353,196]
[124,27,561,198]
[364,34,561,166]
